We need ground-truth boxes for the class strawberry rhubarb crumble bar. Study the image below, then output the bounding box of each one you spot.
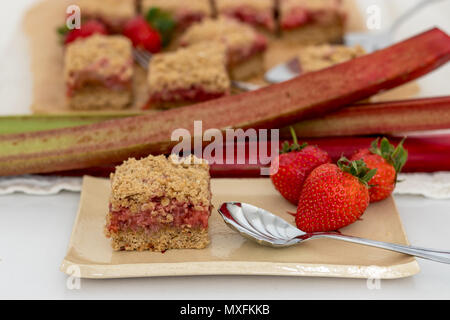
[64,34,133,110]
[180,17,267,80]
[77,0,136,32]
[216,0,276,34]
[141,0,212,29]
[105,155,212,252]
[147,43,230,109]
[279,0,346,44]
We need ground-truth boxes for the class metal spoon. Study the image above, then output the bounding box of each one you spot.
[218,202,450,264]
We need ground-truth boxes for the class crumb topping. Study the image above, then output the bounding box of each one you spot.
[180,17,260,52]
[142,0,211,15]
[77,0,135,21]
[64,35,133,86]
[297,44,365,72]
[148,43,230,94]
[217,0,273,11]
[110,154,211,213]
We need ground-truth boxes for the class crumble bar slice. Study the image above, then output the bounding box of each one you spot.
[105,154,212,252]
[180,17,267,80]
[279,0,346,44]
[216,0,276,33]
[64,34,133,110]
[77,0,136,32]
[296,44,365,73]
[147,43,230,109]
[141,0,212,29]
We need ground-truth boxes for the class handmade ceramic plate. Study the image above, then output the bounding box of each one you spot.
[61,176,419,279]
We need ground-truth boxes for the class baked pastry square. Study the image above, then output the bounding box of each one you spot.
[64,34,133,110]
[180,17,267,80]
[77,0,136,32]
[279,0,346,44]
[147,43,230,109]
[105,154,212,252]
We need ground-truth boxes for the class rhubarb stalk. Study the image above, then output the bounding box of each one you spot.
[0,28,449,176]
[280,96,450,138]
[46,134,450,178]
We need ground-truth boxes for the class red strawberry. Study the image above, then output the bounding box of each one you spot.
[64,20,108,45]
[122,16,162,53]
[296,158,377,232]
[270,127,331,205]
[350,137,408,202]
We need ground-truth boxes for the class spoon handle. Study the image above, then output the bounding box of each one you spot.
[389,0,444,34]
[309,233,450,264]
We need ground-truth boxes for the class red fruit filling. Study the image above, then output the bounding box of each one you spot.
[228,34,267,65]
[107,198,210,234]
[148,87,228,106]
[174,10,207,29]
[281,8,343,30]
[223,7,275,31]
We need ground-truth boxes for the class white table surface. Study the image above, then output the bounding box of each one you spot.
[0,0,450,300]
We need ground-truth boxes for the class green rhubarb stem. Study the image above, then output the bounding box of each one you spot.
[0,112,142,135]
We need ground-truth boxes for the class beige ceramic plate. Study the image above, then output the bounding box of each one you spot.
[61,176,420,279]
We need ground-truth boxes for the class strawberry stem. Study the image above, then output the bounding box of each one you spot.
[337,157,377,187]
[369,137,408,173]
[280,126,308,154]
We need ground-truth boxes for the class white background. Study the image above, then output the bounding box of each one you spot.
[0,0,450,299]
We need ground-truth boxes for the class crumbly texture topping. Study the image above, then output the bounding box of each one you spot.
[77,0,135,21]
[217,0,273,11]
[110,154,211,213]
[64,35,133,86]
[297,44,365,72]
[142,0,211,15]
[180,17,259,51]
[148,43,230,94]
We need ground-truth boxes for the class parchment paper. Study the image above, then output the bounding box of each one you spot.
[24,0,418,114]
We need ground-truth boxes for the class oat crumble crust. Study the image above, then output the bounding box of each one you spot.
[148,43,230,94]
[141,0,212,16]
[298,44,365,72]
[110,154,211,213]
[64,35,133,87]
[77,0,135,21]
[180,17,260,52]
[106,227,209,251]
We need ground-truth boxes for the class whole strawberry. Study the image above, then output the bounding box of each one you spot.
[270,128,331,205]
[296,158,377,233]
[63,20,108,45]
[350,137,408,202]
[122,16,162,53]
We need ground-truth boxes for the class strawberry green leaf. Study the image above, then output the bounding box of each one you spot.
[145,7,175,47]
[369,137,408,173]
[337,157,377,187]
